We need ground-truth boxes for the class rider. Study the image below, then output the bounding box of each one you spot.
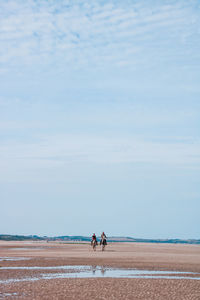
[101,232,106,239]
[91,233,97,245]
[100,232,107,245]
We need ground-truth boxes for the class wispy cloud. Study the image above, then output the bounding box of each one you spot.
[0,1,200,179]
[0,0,199,71]
[1,133,200,177]
[1,1,200,237]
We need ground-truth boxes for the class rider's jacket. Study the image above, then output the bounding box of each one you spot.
[101,234,106,240]
[92,235,96,240]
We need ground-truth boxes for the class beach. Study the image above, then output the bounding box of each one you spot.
[0,241,199,299]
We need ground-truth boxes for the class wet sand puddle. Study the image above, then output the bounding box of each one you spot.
[0,257,30,261]
[0,293,18,297]
[0,265,200,283]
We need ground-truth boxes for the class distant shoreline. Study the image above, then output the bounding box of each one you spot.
[0,234,199,245]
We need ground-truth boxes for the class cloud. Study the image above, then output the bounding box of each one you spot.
[1,134,200,176]
[0,0,199,181]
[0,0,199,71]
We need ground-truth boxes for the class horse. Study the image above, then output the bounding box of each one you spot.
[100,237,107,251]
[91,239,98,251]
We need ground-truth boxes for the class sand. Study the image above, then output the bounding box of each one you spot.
[0,241,200,299]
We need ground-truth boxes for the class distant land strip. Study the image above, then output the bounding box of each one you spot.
[0,235,199,245]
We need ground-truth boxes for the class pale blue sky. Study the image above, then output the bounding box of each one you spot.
[0,0,200,238]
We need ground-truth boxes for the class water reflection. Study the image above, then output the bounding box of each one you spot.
[91,266,106,276]
[0,265,199,283]
[101,266,106,276]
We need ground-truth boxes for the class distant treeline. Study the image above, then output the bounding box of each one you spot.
[0,234,200,244]
[0,235,45,241]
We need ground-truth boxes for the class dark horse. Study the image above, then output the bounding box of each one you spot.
[100,237,107,251]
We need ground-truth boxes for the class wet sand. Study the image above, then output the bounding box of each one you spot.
[0,241,200,299]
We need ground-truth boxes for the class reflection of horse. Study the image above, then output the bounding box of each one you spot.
[91,239,98,251]
[100,237,107,251]
[101,266,106,276]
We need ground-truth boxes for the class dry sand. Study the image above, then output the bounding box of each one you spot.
[0,241,200,299]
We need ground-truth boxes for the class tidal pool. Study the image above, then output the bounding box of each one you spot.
[0,265,199,284]
[0,257,30,262]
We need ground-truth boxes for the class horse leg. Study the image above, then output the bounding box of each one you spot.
[93,241,96,251]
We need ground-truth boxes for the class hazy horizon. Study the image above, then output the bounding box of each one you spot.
[1,0,200,239]
[1,232,200,240]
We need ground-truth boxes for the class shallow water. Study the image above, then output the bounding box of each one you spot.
[0,265,199,283]
[0,293,18,296]
[0,265,90,270]
[0,257,30,261]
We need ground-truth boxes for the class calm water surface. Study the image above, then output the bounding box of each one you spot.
[0,265,200,283]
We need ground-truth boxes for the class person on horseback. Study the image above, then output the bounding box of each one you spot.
[91,233,97,244]
[100,232,107,246]
[92,233,97,242]
[91,233,98,250]
[101,232,107,241]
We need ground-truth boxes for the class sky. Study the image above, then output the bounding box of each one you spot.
[0,0,200,239]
